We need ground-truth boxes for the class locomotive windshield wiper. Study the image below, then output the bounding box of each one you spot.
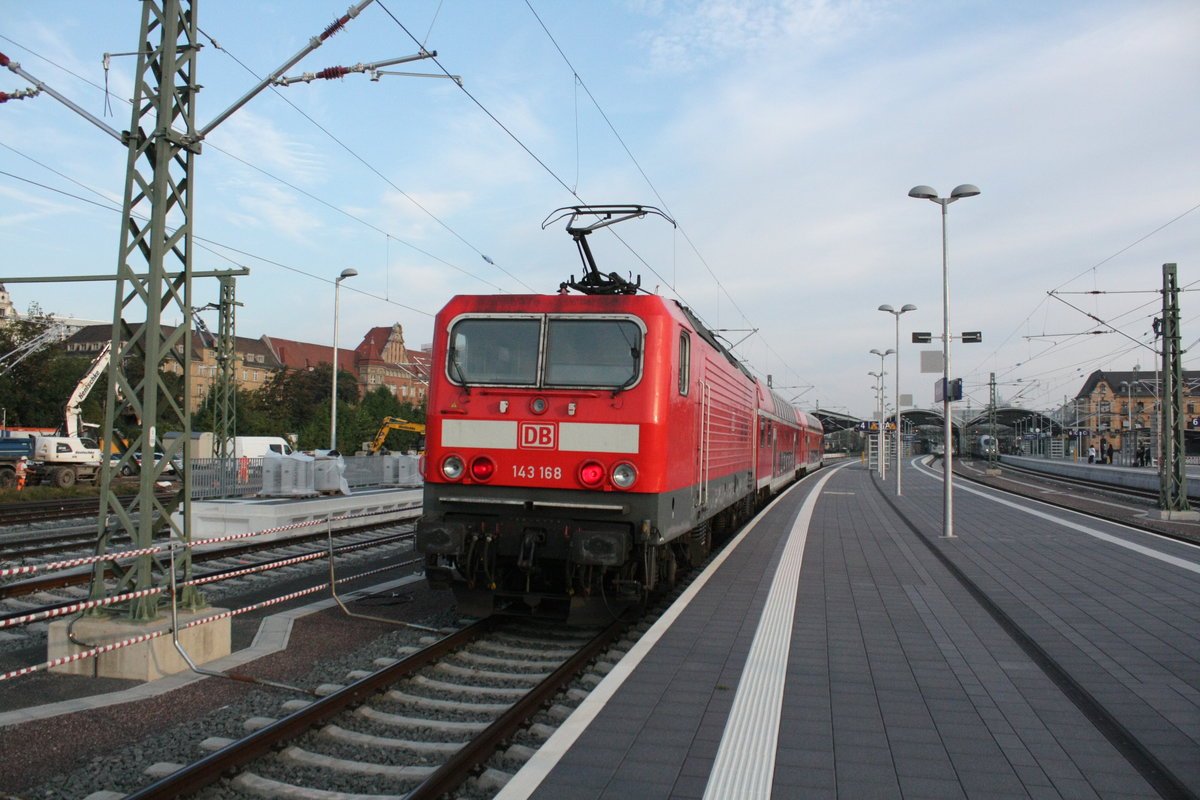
[447,347,471,394]
[611,346,640,397]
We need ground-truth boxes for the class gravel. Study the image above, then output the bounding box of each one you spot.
[1,584,458,799]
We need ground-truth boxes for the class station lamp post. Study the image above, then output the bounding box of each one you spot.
[330,268,358,452]
[869,370,886,476]
[870,349,895,479]
[908,183,979,538]
[879,304,916,494]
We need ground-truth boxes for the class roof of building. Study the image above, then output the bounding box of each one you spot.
[354,324,431,380]
[1075,369,1200,399]
[262,335,356,372]
[60,323,427,384]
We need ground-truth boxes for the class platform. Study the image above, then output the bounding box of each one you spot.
[498,459,1200,799]
[183,486,421,549]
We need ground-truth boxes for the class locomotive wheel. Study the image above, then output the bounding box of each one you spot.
[660,545,678,587]
[643,545,657,592]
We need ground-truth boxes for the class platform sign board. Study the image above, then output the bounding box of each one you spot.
[934,378,963,403]
[920,351,944,373]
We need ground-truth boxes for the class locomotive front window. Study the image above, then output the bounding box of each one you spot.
[544,319,642,388]
[448,318,540,385]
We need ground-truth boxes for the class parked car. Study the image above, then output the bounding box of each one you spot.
[117,451,180,476]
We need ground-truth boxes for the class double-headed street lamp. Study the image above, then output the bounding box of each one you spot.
[870,349,895,479]
[330,268,358,452]
[909,183,979,539]
[879,304,917,495]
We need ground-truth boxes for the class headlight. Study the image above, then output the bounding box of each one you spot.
[530,396,548,414]
[611,462,637,489]
[441,455,465,480]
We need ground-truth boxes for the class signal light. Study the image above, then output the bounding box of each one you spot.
[579,461,605,487]
[469,456,495,481]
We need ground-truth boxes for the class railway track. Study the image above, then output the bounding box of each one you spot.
[0,490,175,528]
[0,522,422,662]
[0,515,421,598]
[112,614,631,799]
[954,457,1200,546]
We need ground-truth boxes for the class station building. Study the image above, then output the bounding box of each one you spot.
[1072,368,1200,456]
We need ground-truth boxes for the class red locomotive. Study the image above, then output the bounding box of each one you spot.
[415,207,823,619]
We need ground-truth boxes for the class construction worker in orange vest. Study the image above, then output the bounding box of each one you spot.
[15,456,28,491]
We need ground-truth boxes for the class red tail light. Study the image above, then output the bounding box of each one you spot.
[470,456,496,481]
[579,460,604,487]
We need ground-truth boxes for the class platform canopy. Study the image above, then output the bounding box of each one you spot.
[891,408,957,433]
[810,408,861,434]
[962,408,1064,434]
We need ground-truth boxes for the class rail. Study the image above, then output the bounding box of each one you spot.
[0,507,420,681]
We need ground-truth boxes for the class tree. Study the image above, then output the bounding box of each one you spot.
[0,312,91,430]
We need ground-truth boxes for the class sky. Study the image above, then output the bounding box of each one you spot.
[1,0,1197,421]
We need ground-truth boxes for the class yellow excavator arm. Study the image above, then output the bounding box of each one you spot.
[367,416,426,453]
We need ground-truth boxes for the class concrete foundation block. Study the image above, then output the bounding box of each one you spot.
[47,608,231,682]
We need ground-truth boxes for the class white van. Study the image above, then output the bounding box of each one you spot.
[228,436,294,459]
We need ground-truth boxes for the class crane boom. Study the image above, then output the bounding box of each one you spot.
[64,342,111,438]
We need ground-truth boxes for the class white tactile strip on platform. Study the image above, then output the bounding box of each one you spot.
[701,466,838,800]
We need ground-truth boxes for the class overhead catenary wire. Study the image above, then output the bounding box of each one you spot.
[375,0,808,388]
[0,167,431,317]
[0,30,524,297]
[961,204,1200,406]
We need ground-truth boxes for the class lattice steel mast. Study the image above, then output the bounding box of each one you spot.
[92,0,202,617]
[1158,262,1191,515]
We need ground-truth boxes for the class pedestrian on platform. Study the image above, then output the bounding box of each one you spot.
[14,456,27,491]
[1106,442,1114,464]
[1087,445,1096,464]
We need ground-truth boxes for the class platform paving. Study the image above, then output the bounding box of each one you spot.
[499,459,1200,799]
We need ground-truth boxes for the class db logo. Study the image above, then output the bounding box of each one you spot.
[519,422,557,449]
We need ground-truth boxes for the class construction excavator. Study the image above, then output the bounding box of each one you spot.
[361,416,425,455]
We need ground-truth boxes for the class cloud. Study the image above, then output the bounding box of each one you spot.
[209,109,327,186]
[641,0,885,72]
[0,185,80,227]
